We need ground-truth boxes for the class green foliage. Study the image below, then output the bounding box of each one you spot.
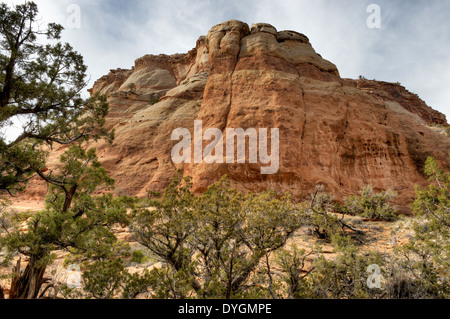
[273,245,313,299]
[309,234,384,299]
[143,264,197,299]
[306,186,343,240]
[3,160,444,300]
[58,258,154,300]
[131,171,195,270]
[0,1,112,194]
[121,269,154,299]
[0,2,118,298]
[193,182,303,299]
[262,234,385,299]
[149,97,160,105]
[131,250,149,264]
[342,185,398,221]
[127,177,401,300]
[82,259,128,299]
[0,145,129,298]
[399,156,450,298]
[131,172,305,299]
[413,157,450,233]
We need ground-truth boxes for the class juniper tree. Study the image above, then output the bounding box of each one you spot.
[0,145,130,299]
[0,2,117,299]
[342,185,398,221]
[0,1,111,194]
[397,156,450,298]
[131,173,305,299]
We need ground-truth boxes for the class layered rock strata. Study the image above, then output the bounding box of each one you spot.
[23,20,450,213]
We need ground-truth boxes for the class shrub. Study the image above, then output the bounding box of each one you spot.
[343,185,398,221]
[149,97,160,105]
[82,259,128,299]
[402,157,450,298]
[306,186,344,240]
[130,172,306,299]
[131,250,149,264]
[309,234,384,299]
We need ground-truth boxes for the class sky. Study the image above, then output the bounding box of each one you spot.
[4,0,450,123]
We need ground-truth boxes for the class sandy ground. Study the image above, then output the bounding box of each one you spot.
[7,199,46,213]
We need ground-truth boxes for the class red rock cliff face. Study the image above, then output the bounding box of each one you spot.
[37,20,450,213]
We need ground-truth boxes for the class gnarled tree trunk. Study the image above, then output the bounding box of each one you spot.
[9,257,47,299]
[0,282,5,299]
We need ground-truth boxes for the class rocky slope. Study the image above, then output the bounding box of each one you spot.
[24,20,450,213]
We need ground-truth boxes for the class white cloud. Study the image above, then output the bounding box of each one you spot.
[6,0,450,121]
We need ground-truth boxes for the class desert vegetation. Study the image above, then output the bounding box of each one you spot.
[0,2,448,300]
[1,158,449,299]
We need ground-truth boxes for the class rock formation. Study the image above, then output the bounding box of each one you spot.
[24,20,450,213]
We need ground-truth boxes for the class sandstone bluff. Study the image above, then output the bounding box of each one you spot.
[28,20,450,213]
